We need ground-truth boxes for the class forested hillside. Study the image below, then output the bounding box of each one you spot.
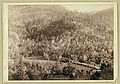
[8,5,114,80]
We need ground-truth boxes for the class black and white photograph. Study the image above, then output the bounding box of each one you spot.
[3,2,118,81]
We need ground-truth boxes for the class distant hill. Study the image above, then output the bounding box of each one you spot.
[93,8,113,18]
[92,8,114,27]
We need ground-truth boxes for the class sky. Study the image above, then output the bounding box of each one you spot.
[61,4,114,12]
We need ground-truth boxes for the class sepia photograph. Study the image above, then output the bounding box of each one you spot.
[3,2,118,82]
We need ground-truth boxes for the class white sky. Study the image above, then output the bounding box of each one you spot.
[62,4,114,12]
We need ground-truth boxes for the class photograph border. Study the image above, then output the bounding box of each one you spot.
[2,1,119,83]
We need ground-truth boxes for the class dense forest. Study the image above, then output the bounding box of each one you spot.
[8,5,114,80]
